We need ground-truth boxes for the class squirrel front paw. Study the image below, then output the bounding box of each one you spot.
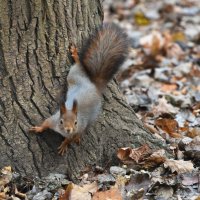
[57,141,68,156]
[29,126,44,133]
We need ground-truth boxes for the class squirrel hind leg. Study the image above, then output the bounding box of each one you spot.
[69,45,80,63]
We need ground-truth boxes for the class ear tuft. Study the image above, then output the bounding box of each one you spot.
[72,99,78,114]
[60,103,67,115]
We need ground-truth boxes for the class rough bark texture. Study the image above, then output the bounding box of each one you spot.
[0,0,166,181]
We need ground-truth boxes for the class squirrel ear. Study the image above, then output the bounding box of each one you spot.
[60,103,67,115]
[72,100,78,114]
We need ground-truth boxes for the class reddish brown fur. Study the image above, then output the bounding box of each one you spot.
[60,104,67,115]
[79,24,129,92]
[70,46,80,63]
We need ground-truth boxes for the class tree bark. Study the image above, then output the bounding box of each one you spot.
[0,0,166,181]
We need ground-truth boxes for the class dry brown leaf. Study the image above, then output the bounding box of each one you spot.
[155,118,182,138]
[187,128,200,138]
[162,31,185,59]
[143,123,165,141]
[142,149,166,169]
[92,187,122,200]
[129,144,151,163]
[164,159,194,174]
[117,144,151,164]
[69,182,97,200]
[0,192,7,200]
[139,30,184,60]
[59,183,73,200]
[166,43,185,59]
[117,147,132,162]
[190,65,200,77]
[160,84,178,93]
[192,102,200,116]
[152,97,179,115]
[143,123,158,134]
[0,166,12,187]
[140,31,165,56]
[184,136,200,151]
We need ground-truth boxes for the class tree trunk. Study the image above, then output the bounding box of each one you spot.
[0,0,166,181]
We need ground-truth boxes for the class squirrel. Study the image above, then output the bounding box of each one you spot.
[30,24,129,155]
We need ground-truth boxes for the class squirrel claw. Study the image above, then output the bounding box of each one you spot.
[57,147,66,156]
[29,126,43,133]
[57,140,68,156]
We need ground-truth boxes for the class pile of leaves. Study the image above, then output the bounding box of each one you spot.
[0,147,198,199]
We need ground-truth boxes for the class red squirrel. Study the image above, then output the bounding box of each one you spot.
[30,24,129,155]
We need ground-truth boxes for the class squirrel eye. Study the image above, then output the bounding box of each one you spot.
[60,119,63,125]
[74,120,77,125]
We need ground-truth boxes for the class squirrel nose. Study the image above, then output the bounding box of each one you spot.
[65,128,72,133]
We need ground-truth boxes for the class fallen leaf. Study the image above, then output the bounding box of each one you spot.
[187,127,200,138]
[184,150,200,166]
[117,144,151,164]
[143,123,165,141]
[59,183,73,200]
[142,149,166,169]
[125,173,151,198]
[184,136,200,151]
[192,102,200,116]
[155,186,174,199]
[61,182,97,200]
[143,123,159,134]
[0,192,7,200]
[171,31,185,42]
[166,43,185,59]
[190,65,200,77]
[160,83,178,93]
[134,11,150,26]
[152,97,179,116]
[129,144,151,163]
[155,118,182,138]
[92,187,122,200]
[117,147,132,162]
[139,31,164,55]
[151,166,177,185]
[0,166,12,187]
[164,159,194,174]
[181,173,199,186]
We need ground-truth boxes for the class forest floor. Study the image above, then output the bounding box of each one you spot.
[1,0,200,199]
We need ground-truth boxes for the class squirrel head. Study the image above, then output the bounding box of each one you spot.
[59,100,78,134]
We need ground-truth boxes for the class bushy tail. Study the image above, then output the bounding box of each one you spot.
[79,24,129,91]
